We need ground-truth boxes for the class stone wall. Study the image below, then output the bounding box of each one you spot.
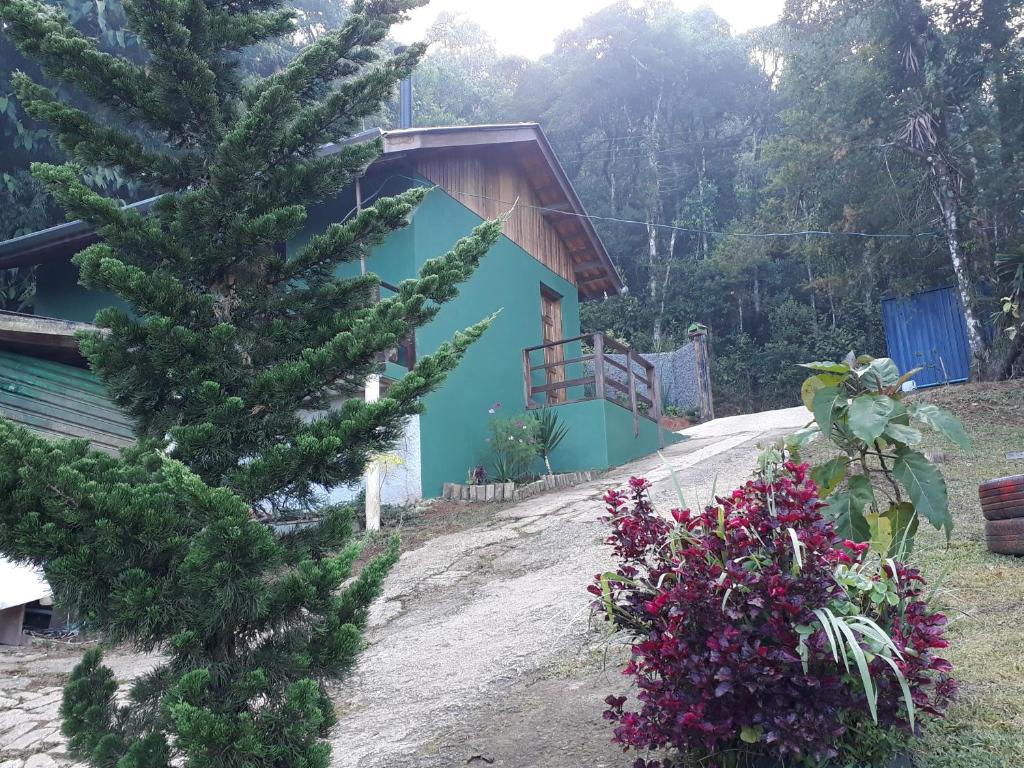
[595,342,702,413]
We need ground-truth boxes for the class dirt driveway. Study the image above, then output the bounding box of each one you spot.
[0,408,808,768]
[327,409,807,768]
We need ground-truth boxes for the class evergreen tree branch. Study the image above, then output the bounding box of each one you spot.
[279,46,423,157]
[30,163,180,265]
[279,187,426,281]
[225,316,493,503]
[12,74,201,188]
[74,244,215,320]
[0,0,164,125]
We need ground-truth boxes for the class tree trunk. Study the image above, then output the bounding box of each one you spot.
[931,165,989,373]
[647,221,662,349]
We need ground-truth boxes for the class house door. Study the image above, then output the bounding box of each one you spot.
[540,286,564,403]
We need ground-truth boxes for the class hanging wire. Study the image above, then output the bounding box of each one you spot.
[382,175,941,241]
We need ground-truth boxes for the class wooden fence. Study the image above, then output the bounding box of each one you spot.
[522,331,662,438]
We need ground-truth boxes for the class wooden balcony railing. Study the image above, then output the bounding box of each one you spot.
[522,331,662,438]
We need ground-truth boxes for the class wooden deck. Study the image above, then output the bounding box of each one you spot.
[522,331,662,437]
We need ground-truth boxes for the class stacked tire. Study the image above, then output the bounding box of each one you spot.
[981,474,1024,555]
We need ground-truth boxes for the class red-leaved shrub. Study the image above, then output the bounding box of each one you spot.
[590,464,955,767]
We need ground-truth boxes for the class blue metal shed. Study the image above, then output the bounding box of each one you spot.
[881,286,971,387]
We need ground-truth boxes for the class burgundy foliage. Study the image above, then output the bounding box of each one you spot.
[590,466,955,767]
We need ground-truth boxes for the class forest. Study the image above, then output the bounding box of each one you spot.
[4,0,1024,414]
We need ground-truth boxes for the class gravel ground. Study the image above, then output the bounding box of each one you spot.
[0,410,803,768]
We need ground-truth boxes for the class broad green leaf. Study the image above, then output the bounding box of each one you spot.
[740,725,763,744]
[785,426,820,459]
[848,394,895,443]
[856,358,901,390]
[892,449,952,537]
[812,386,846,439]
[909,404,971,449]
[801,373,844,411]
[848,473,877,515]
[810,456,848,497]
[799,361,851,374]
[882,422,922,446]
[867,502,919,558]
[824,490,870,542]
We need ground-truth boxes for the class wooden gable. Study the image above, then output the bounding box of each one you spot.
[413,148,577,285]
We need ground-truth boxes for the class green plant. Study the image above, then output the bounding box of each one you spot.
[663,404,684,418]
[486,414,539,482]
[592,468,955,767]
[0,266,34,312]
[0,0,502,765]
[793,355,970,557]
[534,408,568,475]
[995,248,1024,341]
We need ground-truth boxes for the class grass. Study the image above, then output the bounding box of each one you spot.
[806,382,1024,767]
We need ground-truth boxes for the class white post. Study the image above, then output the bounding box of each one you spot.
[364,374,381,532]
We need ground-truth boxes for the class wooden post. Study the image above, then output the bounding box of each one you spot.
[364,374,381,532]
[593,332,606,401]
[689,326,715,422]
[627,355,639,438]
[522,347,533,409]
[651,366,664,448]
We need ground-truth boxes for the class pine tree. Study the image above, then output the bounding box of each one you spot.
[0,0,500,764]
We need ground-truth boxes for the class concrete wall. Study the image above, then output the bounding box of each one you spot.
[539,398,678,472]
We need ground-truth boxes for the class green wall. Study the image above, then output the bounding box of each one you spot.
[543,398,680,473]
[410,188,583,497]
[34,258,129,323]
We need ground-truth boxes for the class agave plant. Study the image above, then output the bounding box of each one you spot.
[534,408,569,476]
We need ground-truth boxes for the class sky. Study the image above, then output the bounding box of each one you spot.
[393,0,786,59]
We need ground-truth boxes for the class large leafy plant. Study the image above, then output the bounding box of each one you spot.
[795,356,970,557]
[592,467,955,768]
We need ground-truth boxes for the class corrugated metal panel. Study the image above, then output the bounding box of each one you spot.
[881,286,971,388]
[0,350,135,454]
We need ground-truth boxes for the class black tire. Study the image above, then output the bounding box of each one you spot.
[982,503,1024,521]
[979,474,1024,498]
[980,489,1024,507]
[985,518,1024,555]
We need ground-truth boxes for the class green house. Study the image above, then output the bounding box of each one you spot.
[0,124,675,502]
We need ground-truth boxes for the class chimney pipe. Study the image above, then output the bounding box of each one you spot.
[395,45,413,129]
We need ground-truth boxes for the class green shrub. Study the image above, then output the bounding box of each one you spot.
[486,413,540,482]
[783,354,970,557]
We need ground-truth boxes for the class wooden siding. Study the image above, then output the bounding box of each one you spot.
[0,350,134,454]
[414,151,577,285]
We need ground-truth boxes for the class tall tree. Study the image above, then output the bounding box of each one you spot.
[409,12,528,127]
[515,1,765,351]
[0,1,499,766]
[778,0,1024,376]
